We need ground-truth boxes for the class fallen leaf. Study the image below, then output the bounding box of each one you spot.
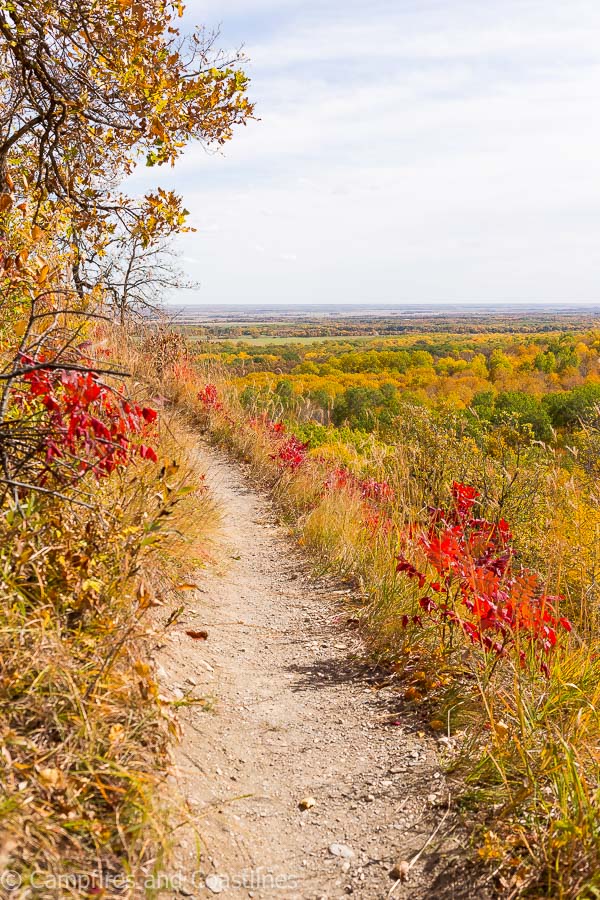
[109,724,125,743]
[389,860,410,882]
[429,720,446,731]
[39,767,67,791]
[404,686,423,702]
[186,630,208,641]
[494,720,510,741]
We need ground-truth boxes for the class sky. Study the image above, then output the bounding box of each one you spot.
[129,0,600,306]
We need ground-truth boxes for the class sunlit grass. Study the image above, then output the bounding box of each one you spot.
[157,352,600,898]
[0,366,217,895]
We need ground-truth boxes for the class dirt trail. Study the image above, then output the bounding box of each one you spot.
[158,442,474,900]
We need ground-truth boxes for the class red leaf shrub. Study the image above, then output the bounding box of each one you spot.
[396,481,571,671]
[197,384,223,410]
[17,355,158,482]
[271,435,308,470]
[359,477,395,503]
[248,413,286,434]
[323,466,394,505]
[323,466,353,492]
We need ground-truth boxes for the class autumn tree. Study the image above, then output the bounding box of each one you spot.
[0,0,253,494]
[0,0,252,230]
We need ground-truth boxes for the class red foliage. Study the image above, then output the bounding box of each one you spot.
[323,465,394,505]
[248,413,286,434]
[18,356,158,481]
[271,435,309,470]
[141,406,158,424]
[396,481,571,671]
[197,384,223,411]
[359,477,395,503]
[323,466,353,492]
[451,481,480,515]
[139,444,158,462]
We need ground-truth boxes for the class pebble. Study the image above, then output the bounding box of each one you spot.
[205,874,225,894]
[329,843,354,859]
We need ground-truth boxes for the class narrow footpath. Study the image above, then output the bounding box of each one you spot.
[157,442,480,899]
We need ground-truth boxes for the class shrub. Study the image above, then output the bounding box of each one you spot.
[396,481,571,674]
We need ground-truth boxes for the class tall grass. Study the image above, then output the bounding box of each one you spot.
[155,350,600,899]
[0,361,216,896]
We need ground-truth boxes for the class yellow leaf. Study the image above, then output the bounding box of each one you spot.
[109,724,125,743]
[39,767,67,791]
[494,720,510,742]
[404,686,422,702]
[134,661,151,679]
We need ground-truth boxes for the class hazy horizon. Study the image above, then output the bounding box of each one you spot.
[129,0,600,307]
[164,299,600,309]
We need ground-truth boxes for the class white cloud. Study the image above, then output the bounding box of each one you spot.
[133,0,600,305]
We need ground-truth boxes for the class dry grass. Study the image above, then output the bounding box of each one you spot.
[0,359,217,897]
[156,352,600,899]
